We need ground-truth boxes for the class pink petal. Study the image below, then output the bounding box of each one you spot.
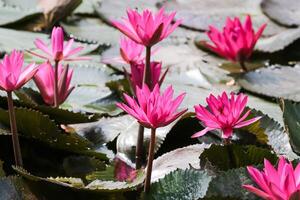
[191,127,215,138]
[243,185,271,199]
[234,116,261,128]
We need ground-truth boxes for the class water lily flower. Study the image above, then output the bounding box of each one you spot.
[206,15,266,64]
[0,50,38,167]
[0,50,38,92]
[111,7,181,47]
[117,84,187,129]
[31,26,89,62]
[192,92,261,139]
[243,157,300,200]
[120,37,144,64]
[34,62,74,106]
[114,155,137,182]
[129,61,168,92]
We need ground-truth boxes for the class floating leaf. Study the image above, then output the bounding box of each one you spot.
[63,156,105,178]
[65,115,130,146]
[164,0,286,36]
[206,167,258,200]
[93,0,158,23]
[151,144,209,182]
[281,100,300,156]
[261,0,300,27]
[238,65,300,101]
[200,144,277,171]
[145,168,212,200]
[0,2,41,26]
[62,65,121,114]
[255,27,300,53]
[14,166,144,192]
[239,109,297,159]
[62,18,119,45]
[0,107,106,159]
[0,176,38,200]
[116,115,178,164]
[0,28,47,53]
[74,0,98,15]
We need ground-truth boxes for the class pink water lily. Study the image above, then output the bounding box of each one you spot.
[120,37,144,64]
[192,92,261,139]
[114,155,137,182]
[206,15,266,63]
[117,84,187,129]
[31,27,89,62]
[129,61,168,92]
[111,7,181,47]
[243,157,300,200]
[34,62,74,106]
[0,50,38,92]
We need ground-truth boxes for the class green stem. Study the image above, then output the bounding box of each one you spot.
[54,60,59,107]
[7,91,23,166]
[144,128,156,193]
[135,125,144,169]
[239,61,248,72]
[224,139,235,168]
[135,46,152,170]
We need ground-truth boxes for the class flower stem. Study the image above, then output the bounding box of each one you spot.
[7,91,23,167]
[239,61,248,72]
[54,60,59,107]
[135,125,144,169]
[135,46,152,170]
[144,128,156,193]
[143,46,151,86]
[224,138,235,168]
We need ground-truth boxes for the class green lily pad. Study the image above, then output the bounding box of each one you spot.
[151,144,209,182]
[199,144,277,171]
[261,0,300,27]
[145,168,212,200]
[62,18,120,45]
[0,2,41,26]
[164,0,286,36]
[281,100,300,156]
[238,65,300,101]
[0,107,106,159]
[93,0,158,23]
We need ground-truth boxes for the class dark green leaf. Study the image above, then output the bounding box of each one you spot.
[145,168,212,200]
[238,109,296,159]
[0,107,106,159]
[281,100,300,156]
[14,166,145,192]
[0,176,38,200]
[206,167,259,200]
[200,144,277,170]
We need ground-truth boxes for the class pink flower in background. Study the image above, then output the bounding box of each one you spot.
[192,92,260,139]
[0,50,37,92]
[34,62,74,106]
[114,155,137,182]
[31,27,89,62]
[129,61,168,92]
[111,7,181,47]
[117,84,187,129]
[206,15,266,62]
[243,157,300,200]
[120,37,144,64]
